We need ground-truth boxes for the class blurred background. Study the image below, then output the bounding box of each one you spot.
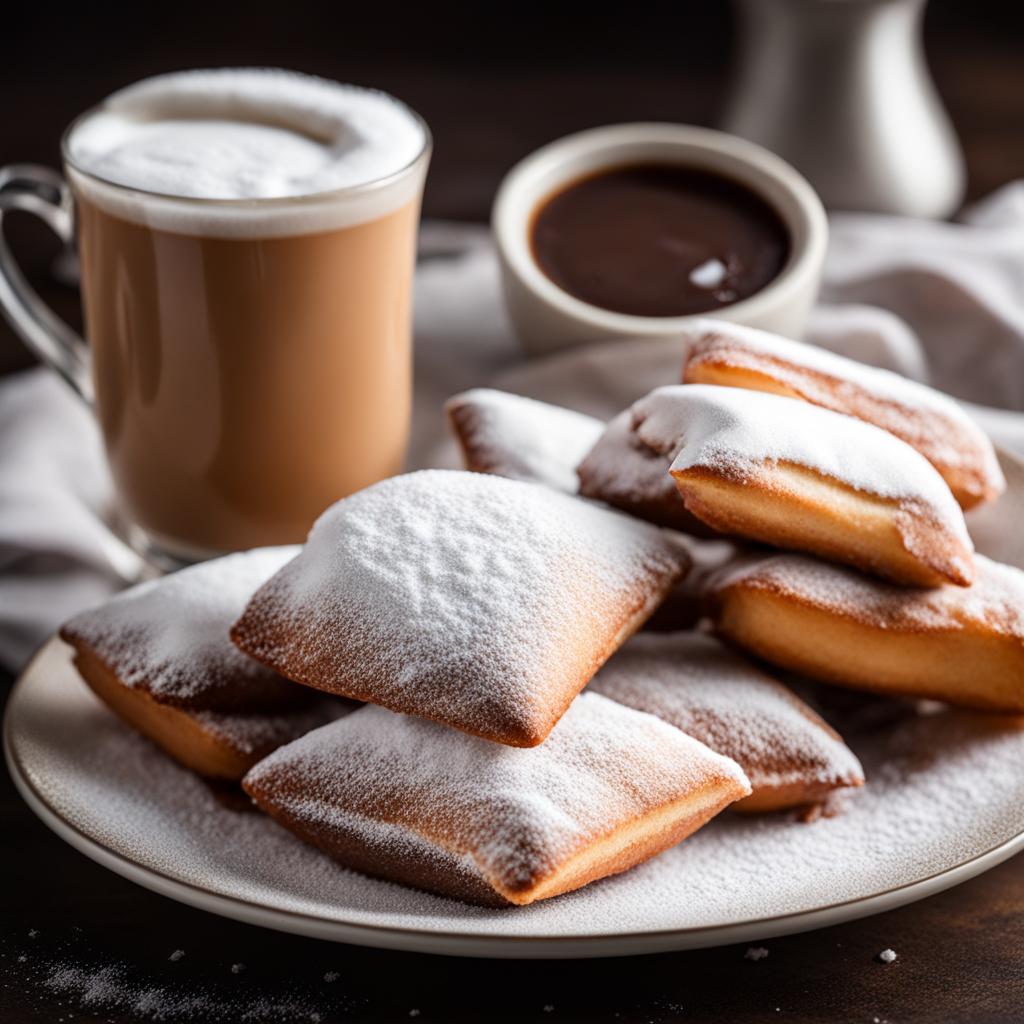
[1,0,1022,376]
[2,8,1024,1021]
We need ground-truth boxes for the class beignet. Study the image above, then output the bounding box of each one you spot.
[590,633,864,812]
[71,642,344,780]
[708,553,1024,713]
[632,385,974,587]
[682,319,1004,509]
[61,548,303,712]
[60,548,348,779]
[231,470,690,747]
[242,693,750,906]
[446,388,604,493]
[576,411,718,536]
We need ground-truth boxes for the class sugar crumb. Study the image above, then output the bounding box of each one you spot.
[323,971,339,982]
[230,962,246,974]
[878,948,897,964]
[745,946,770,961]
[167,950,185,962]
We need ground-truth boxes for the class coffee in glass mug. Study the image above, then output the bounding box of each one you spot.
[0,69,430,562]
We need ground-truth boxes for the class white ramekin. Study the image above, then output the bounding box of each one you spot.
[492,123,828,356]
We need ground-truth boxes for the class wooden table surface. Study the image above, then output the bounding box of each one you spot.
[2,4,1024,1021]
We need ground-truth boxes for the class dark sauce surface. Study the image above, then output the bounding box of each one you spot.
[531,163,790,318]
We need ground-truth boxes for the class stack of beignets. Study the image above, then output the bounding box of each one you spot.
[62,467,758,908]
[446,324,1016,754]
[569,319,1014,716]
[59,315,1019,909]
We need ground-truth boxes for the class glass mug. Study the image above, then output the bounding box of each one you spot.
[0,73,431,566]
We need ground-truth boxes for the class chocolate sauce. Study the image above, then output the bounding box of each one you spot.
[531,164,789,318]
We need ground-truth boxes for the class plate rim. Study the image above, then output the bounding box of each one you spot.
[7,636,1024,959]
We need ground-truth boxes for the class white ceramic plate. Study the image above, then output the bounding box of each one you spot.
[8,335,1024,959]
[7,637,1024,959]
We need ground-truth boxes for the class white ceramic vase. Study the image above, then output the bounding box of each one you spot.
[725,0,965,218]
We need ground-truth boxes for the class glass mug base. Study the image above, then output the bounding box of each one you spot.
[93,512,236,587]
[120,520,230,574]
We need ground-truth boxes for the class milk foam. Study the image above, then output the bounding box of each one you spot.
[65,69,429,237]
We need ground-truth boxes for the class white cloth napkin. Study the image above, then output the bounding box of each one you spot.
[3,191,1024,672]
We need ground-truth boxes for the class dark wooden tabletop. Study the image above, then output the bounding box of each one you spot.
[3,3,1024,1021]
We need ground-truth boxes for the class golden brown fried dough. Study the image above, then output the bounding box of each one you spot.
[60,549,350,778]
[632,385,974,587]
[232,470,690,748]
[682,319,1004,509]
[70,642,345,779]
[590,633,863,812]
[708,552,1024,713]
[243,694,750,906]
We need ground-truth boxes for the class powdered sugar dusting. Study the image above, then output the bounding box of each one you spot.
[13,638,1024,942]
[632,385,972,548]
[575,411,705,533]
[683,319,1003,487]
[194,699,352,757]
[232,471,689,744]
[684,319,975,430]
[712,552,1024,636]
[589,633,863,795]
[445,388,604,493]
[244,694,749,898]
[61,548,300,711]
[34,956,328,1021]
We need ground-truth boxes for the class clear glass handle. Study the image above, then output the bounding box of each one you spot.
[0,164,92,403]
